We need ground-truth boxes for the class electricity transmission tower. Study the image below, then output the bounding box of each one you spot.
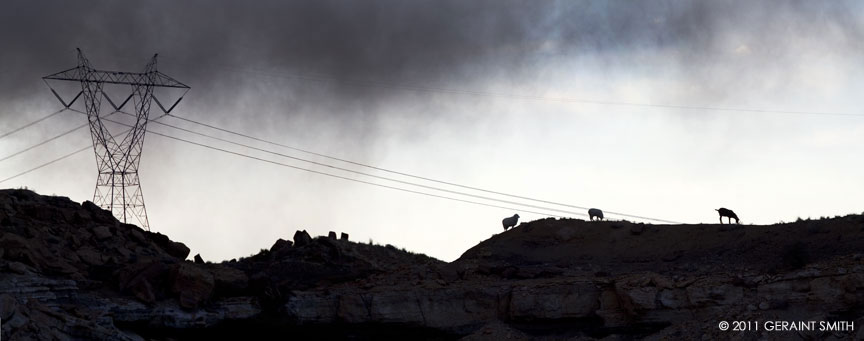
[43,49,189,230]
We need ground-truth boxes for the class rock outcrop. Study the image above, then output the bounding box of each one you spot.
[2,189,864,340]
[293,229,312,247]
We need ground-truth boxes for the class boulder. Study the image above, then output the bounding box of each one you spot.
[170,263,215,309]
[0,293,17,320]
[117,261,171,304]
[9,261,35,274]
[340,232,349,241]
[293,230,312,247]
[81,201,116,224]
[270,238,294,259]
[76,247,104,266]
[92,225,112,240]
[270,238,293,252]
[129,277,157,304]
[147,232,191,260]
[0,234,42,269]
[620,286,658,311]
[210,266,249,294]
[328,231,337,240]
[194,254,205,264]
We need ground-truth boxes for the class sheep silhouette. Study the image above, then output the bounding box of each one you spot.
[716,208,739,224]
[502,214,520,231]
[588,208,604,221]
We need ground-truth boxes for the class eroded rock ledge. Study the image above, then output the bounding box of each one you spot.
[2,189,864,340]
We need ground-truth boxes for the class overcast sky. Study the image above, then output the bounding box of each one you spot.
[2,0,864,262]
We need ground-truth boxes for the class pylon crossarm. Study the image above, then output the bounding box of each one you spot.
[43,69,189,89]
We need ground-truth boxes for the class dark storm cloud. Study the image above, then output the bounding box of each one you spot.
[1,0,863,112]
[1,0,550,99]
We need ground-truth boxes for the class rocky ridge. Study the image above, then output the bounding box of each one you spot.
[2,189,864,340]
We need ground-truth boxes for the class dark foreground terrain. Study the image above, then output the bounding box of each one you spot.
[2,189,864,340]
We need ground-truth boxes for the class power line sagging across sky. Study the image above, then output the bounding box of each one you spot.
[1,106,682,224]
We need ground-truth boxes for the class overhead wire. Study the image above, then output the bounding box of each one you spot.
[13,56,850,223]
[3,122,85,163]
[2,110,571,218]
[1,106,681,223]
[92,110,588,219]
[0,112,120,164]
[0,113,169,184]
[0,145,90,184]
[1,108,569,219]
[68,110,571,218]
[0,108,67,141]
[109,110,680,223]
[164,113,680,223]
[4,51,858,230]
[155,132,574,218]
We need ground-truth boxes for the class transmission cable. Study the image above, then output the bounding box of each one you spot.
[164,113,679,223]
[109,111,683,223]
[0,112,117,164]
[0,108,67,141]
[0,145,91,184]
[2,109,677,222]
[59,109,572,218]
[97,110,593,219]
[0,113,169,184]
[0,125,565,218]
[146,129,569,218]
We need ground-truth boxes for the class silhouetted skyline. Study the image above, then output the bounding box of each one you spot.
[2,0,864,261]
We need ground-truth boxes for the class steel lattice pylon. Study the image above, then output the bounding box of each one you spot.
[43,49,189,230]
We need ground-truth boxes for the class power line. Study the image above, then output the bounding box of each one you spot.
[4,109,678,222]
[146,129,570,219]
[0,108,67,141]
[100,110,594,219]
[1,123,86,163]
[114,111,680,223]
[4,109,677,222]
[0,113,169,185]
[0,146,90,184]
[0,114,567,219]
[0,112,119,164]
[165,113,680,223]
[69,108,572,218]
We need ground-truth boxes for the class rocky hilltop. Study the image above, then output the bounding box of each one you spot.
[2,189,864,340]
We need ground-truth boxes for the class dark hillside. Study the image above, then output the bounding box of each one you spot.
[457,216,864,275]
[2,189,864,340]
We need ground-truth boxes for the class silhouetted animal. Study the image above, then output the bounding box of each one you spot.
[716,208,739,224]
[502,214,520,230]
[588,208,604,221]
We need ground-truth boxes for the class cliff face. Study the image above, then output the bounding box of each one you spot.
[2,189,864,340]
